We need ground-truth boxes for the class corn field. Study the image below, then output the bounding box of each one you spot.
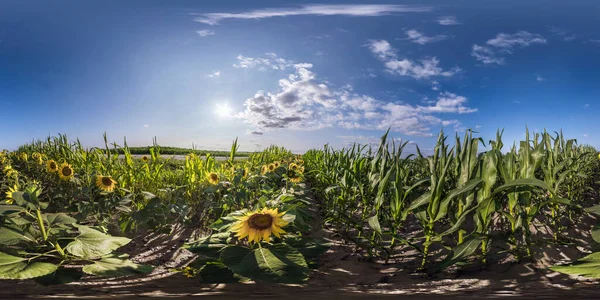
[1,129,600,287]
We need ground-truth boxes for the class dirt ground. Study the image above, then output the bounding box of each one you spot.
[3,188,600,299]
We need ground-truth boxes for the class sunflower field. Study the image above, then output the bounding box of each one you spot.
[2,129,600,288]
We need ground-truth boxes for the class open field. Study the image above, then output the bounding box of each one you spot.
[2,130,600,298]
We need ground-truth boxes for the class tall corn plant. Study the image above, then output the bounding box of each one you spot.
[403,131,482,270]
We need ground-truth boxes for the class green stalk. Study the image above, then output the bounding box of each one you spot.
[36,209,48,241]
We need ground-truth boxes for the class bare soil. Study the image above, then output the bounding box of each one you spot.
[3,189,600,299]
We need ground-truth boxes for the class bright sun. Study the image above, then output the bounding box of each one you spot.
[215,103,232,117]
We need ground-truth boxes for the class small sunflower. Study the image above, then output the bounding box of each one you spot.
[207,172,219,185]
[261,165,268,175]
[0,156,6,164]
[141,155,149,163]
[267,163,276,172]
[287,169,303,183]
[46,160,59,173]
[241,167,249,178]
[32,152,43,165]
[4,185,18,204]
[2,165,12,174]
[230,207,288,243]
[273,161,280,169]
[96,175,117,192]
[18,153,28,162]
[289,163,299,171]
[58,162,74,181]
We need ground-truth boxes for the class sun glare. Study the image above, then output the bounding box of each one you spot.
[215,103,232,118]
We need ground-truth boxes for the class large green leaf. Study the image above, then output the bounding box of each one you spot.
[0,252,58,279]
[0,226,33,245]
[183,232,230,259]
[436,235,483,271]
[35,268,84,285]
[65,225,131,259]
[82,254,153,277]
[493,178,552,195]
[220,243,309,283]
[551,252,600,278]
[198,262,240,283]
[44,213,77,227]
[592,225,600,244]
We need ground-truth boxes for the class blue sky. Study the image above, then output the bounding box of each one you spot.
[1,0,600,153]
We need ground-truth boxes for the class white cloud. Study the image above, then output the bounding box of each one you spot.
[475,125,482,129]
[583,133,589,137]
[367,39,396,60]
[438,16,459,25]
[196,30,215,37]
[237,57,476,136]
[548,26,576,41]
[194,4,432,25]
[385,57,460,79]
[513,100,521,104]
[471,45,505,65]
[486,31,546,49]
[233,53,295,70]
[472,31,547,65]
[418,92,478,114]
[584,104,590,108]
[143,124,150,128]
[536,75,545,82]
[207,71,221,78]
[368,40,460,79]
[405,29,447,44]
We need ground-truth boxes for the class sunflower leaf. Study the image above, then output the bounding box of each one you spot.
[220,243,309,283]
[82,254,153,277]
[65,225,130,259]
[0,252,58,279]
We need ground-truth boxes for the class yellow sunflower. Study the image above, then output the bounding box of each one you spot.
[230,207,288,243]
[273,161,280,169]
[241,167,249,178]
[46,160,59,173]
[32,152,43,165]
[0,156,6,164]
[287,169,303,183]
[207,172,219,185]
[2,165,12,174]
[4,185,18,204]
[58,162,74,181]
[261,165,268,175]
[18,153,28,162]
[289,163,299,171]
[141,155,149,163]
[267,163,276,172]
[96,175,117,192]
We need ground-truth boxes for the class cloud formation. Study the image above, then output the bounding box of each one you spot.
[472,31,547,65]
[438,16,459,25]
[368,40,460,79]
[233,53,297,71]
[196,29,215,37]
[194,4,432,25]
[405,29,447,44]
[237,58,476,136]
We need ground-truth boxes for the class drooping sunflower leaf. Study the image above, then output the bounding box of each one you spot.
[220,243,309,283]
[183,232,230,259]
[65,225,131,259]
[0,252,58,279]
[35,268,84,285]
[82,254,153,277]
